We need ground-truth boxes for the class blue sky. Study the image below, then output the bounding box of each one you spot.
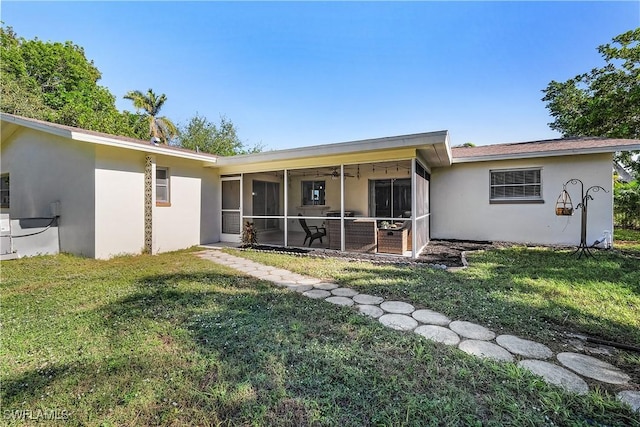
[3,1,639,150]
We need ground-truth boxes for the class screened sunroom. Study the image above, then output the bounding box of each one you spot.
[215,131,451,258]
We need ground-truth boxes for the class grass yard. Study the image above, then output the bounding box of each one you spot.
[2,249,639,426]
[615,228,640,256]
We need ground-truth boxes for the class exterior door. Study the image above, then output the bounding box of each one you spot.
[221,177,242,242]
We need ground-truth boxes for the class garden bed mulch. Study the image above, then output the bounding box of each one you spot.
[242,240,508,268]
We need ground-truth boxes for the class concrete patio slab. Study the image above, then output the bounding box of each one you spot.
[380,301,415,314]
[412,309,451,326]
[415,325,460,346]
[518,360,589,395]
[557,352,630,385]
[458,340,514,362]
[449,321,496,341]
[379,314,418,331]
[496,335,553,359]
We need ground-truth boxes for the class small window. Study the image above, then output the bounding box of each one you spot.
[302,181,325,205]
[1,174,9,208]
[156,167,170,205]
[490,168,543,203]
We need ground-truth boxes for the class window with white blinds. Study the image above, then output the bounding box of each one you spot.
[490,168,542,202]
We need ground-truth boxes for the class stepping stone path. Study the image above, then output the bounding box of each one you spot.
[196,249,638,407]
[459,340,514,362]
[415,325,460,346]
[518,360,589,395]
[496,335,553,360]
[557,352,631,385]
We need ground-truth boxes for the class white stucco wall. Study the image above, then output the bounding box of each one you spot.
[200,168,220,245]
[430,154,614,245]
[94,145,145,259]
[153,155,213,254]
[1,128,96,257]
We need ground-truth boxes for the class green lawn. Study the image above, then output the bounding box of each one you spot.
[615,228,640,256]
[2,249,639,426]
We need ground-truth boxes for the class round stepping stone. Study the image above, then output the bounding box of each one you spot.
[353,294,384,305]
[380,301,415,314]
[449,321,495,341]
[273,280,295,287]
[518,360,588,395]
[358,304,384,318]
[325,296,354,306]
[331,288,359,297]
[412,309,451,326]
[557,352,630,385]
[458,340,514,362]
[379,314,418,331]
[302,289,332,299]
[287,284,314,293]
[297,277,323,285]
[415,325,460,346]
[496,335,553,360]
[617,390,640,413]
[314,282,339,290]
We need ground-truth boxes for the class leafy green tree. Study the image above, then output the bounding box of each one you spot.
[614,179,640,228]
[175,113,262,156]
[123,89,177,144]
[542,28,640,177]
[0,25,128,135]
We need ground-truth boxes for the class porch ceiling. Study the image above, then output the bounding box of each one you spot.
[215,130,451,174]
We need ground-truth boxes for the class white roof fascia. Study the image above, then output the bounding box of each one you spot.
[452,145,640,164]
[71,132,218,164]
[1,113,217,165]
[216,130,450,166]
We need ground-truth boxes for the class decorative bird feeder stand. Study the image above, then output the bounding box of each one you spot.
[556,178,608,259]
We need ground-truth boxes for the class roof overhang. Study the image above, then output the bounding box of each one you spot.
[453,144,640,163]
[0,113,218,165]
[216,130,451,174]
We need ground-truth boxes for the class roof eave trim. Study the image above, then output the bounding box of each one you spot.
[217,130,449,166]
[452,146,640,163]
[71,132,218,163]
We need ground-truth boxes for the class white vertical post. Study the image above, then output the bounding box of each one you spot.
[283,169,288,247]
[411,159,417,259]
[239,173,244,238]
[340,164,345,252]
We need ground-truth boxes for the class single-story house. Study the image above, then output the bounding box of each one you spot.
[1,112,639,259]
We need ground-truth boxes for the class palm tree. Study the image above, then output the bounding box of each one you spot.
[123,89,177,144]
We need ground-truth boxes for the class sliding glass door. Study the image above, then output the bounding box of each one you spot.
[252,180,280,230]
[369,178,411,218]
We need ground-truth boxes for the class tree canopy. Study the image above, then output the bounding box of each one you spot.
[124,89,177,144]
[0,25,141,137]
[174,113,262,156]
[1,25,249,152]
[542,28,640,177]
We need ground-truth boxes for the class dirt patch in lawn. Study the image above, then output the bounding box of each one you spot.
[416,240,508,267]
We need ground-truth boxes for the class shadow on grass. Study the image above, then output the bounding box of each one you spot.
[332,248,640,350]
[4,263,640,425]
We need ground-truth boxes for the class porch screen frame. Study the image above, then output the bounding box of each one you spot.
[220,175,243,242]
